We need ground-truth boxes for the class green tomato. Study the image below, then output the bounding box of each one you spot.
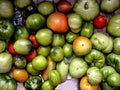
[36,28,53,46]
[65,31,79,43]
[68,13,83,29]
[69,57,88,78]
[100,66,116,81]
[73,0,99,21]
[26,62,40,75]
[14,25,29,40]
[41,80,55,90]
[14,0,32,9]
[0,52,13,73]
[13,55,27,68]
[14,39,33,55]
[107,73,120,87]
[101,82,114,90]
[85,49,105,68]
[38,46,50,57]
[0,40,6,53]
[113,37,120,54]
[25,13,45,32]
[37,1,54,16]
[0,0,14,18]
[0,19,14,40]
[31,55,48,71]
[52,33,65,47]
[48,70,61,86]
[80,22,94,38]
[24,76,42,90]
[107,14,120,37]
[0,74,17,90]
[100,0,119,13]
[90,32,113,53]
[50,46,64,62]
[63,43,72,58]
[87,67,102,85]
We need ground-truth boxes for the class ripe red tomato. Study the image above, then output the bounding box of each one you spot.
[25,49,38,62]
[28,34,39,48]
[56,0,73,13]
[93,15,107,29]
[47,12,69,33]
[8,42,17,55]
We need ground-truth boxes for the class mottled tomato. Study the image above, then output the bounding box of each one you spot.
[80,76,99,90]
[93,15,107,29]
[28,34,39,48]
[47,12,69,33]
[25,49,38,62]
[8,42,17,55]
[56,0,73,13]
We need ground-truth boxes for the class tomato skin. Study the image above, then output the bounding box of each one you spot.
[8,42,17,55]
[25,49,38,62]
[28,34,39,48]
[47,12,69,33]
[56,0,73,13]
[80,76,99,90]
[93,15,107,29]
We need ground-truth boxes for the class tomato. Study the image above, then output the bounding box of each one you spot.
[8,42,17,55]
[37,1,54,16]
[38,46,50,57]
[93,15,107,29]
[56,0,73,13]
[80,76,99,90]
[28,34,39,48]
[72,36,92,57]
[31,55,48,71]
[25,49,38,62]
[47,12,69,33]
[12,69,29,83]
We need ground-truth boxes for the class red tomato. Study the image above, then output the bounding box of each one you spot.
[8,42,17,55]
[56,0,73,13]
[28,34,39,48]
[93,15,107,29]
[47,12,69,33]
[25,49,38,62]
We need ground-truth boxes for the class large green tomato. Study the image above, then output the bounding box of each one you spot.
[50,46,64,62]
[90,32,113,53]
[73,0,99,21]
[0,19,15,40]
[69,57,88,78]
[36,28,53,46]
[85,49,105,68]
[14,39,33,55]
[87,67,102,85]
[48,70,61,86]
[100,0,120,13]
[0,0,14,18]
[0,52,13,73]
[0,74,17,90]
[25,13,45,32]
[31,55,48,71]
[107,14,120,37]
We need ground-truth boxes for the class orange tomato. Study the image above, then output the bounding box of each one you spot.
[47,12,69,33]
[12,68,29,83]
[80,76,99,90]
